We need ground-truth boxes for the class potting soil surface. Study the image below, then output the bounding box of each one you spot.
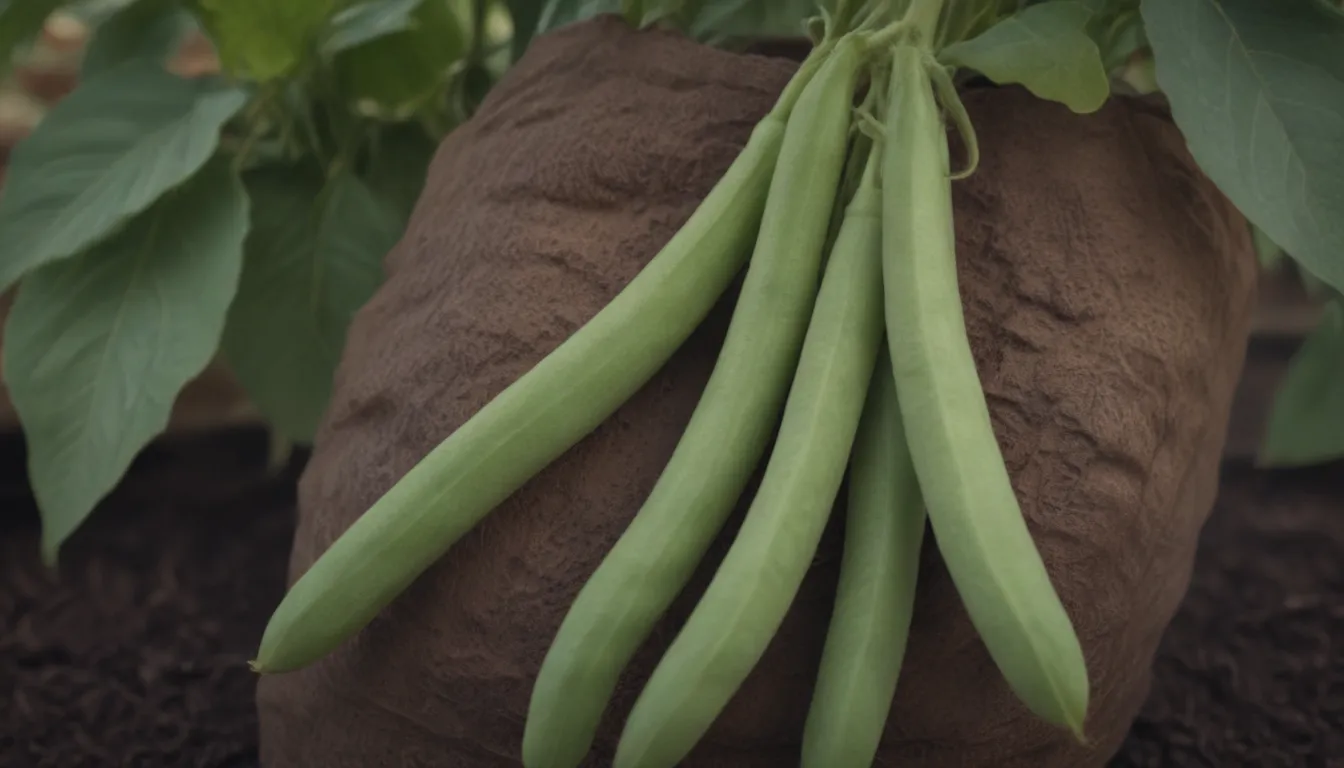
[0,429,1340,767]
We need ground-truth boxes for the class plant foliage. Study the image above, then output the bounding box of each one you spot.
[0,0,1341,559]
[0,0,498,561]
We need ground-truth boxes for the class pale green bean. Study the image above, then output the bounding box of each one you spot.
[880,42,1089,738]
[801,344,925,768]
[613,38,877,767]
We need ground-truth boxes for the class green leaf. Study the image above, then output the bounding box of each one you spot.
[1097,10,1146,71]
[939,1,1111,114]
[535,0,621,35]
[619,0,698,29]
[1298,267,1338,302]
[1065,1,1147,72]
[192,0,339,81]
[507,0,546,59]
[81,0,195,77]
[333,0,471,120]
[363,122,438,220]
[939,0,1022,47]
[1141,0,1344,297]
[322,0,425,55]
[0,61,248,293]
[1258,300,1344,467]
[1252,224,1285,270]
[221,165,403,442]
[2,158,250,563]
[1311,0,1344,20]
[686,0,816,44]
[0,0,62,74]
[536,0,825,43]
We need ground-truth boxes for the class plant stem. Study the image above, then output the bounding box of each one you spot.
[902,0,946,45]
[469,0,489,67]
[833,0,857,31]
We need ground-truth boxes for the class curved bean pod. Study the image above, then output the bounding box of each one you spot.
[612,40,878,768]
[879,42,1089,738]
[249,43,835,676]
[800,344,926,768]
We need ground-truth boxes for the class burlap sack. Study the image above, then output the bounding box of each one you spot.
[257,16,1257,767]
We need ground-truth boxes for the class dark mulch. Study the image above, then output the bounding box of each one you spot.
[1113,460,1344,768]
[0,429,1340,767]
[0,429,297,768]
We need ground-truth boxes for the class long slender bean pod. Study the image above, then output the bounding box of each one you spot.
[879,42,1089,738]
[800,344,926,768]
[249,42,837,676]
[520,38,859,768]
[612,44,879,768]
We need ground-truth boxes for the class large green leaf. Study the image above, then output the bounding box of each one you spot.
[535,0,827,43]
[1259,300,1344,467]
[1311,0,1344,20]
[508,0,546,59]
[2,158,250,563]
[535,0,621,35]
[81,0,194,77]
[0,61,248,293]
[333,0,471,120]
[687,0,817,44]
[363,122,438,220]
[939,1,1111,113]
[193,0,339,81]
[221,165,404,443]
[1067,0,1145,71]
[321,0,425,55]
[1252,225,1285,270]
[939,0,1023,47]
[619,0,696,28]
[0,0,63,74]
[1142,0,1344,295]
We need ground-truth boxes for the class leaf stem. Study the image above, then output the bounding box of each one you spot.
[230,85,280,174]
[901,0,947,45]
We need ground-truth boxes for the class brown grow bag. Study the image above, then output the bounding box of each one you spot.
[256,16,1258,768]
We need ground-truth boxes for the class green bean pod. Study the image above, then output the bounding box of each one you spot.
[249,44,836,676]
[879,43,1089,737]
[612,42,878,768]
[800,344,925,768]
[522,37,863,768]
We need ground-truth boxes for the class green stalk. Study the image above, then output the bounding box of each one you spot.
[903,0,947,44]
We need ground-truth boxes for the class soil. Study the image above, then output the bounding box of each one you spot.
[0,428,1339,767]
[0,429,300,768]
[1115,461,1344,768]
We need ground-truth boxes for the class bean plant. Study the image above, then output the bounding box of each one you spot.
[0,0,1340,764]
[0,0,1337,561]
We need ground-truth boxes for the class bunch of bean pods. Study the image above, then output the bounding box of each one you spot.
[252,2,1091,766]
